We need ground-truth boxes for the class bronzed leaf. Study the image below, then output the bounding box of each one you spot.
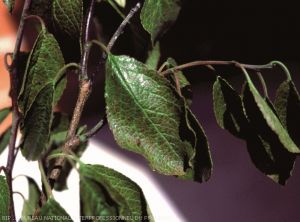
[105,54,192,176]
[38,198,73,221]
[52,0,83,38]
[80,164,150,221]
[0,175,9,217]
[140,0,182,41]
[213,76,249,138]
[274,80,300,147]
[242,79,300,154]
[22,177,41,222]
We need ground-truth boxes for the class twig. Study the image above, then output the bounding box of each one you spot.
[107,2,141,51]
[48,0,96,186]
[160,60,274,76]
[81,0,96,80]
[5,1,32,221]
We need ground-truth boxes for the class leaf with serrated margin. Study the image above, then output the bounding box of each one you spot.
[80,164,150,221]
[242,77,300,154]
[141,0,182,41]
[80,178,118,220]
[0,127,11,155]
[0,175,9,217]
[3,0,15,13]
[37,198,73,221]
[22,177,41,222]
[274,80,300,147]
[106,54,192,176]
[146,42,161,70]
[213,76,249,138]
[243,83,297,185]
[18,29,65,117]
[52,0,83,38]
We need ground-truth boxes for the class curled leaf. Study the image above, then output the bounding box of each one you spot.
[243,84,297,185]
[213,76,249,138]
[274,80,300,147]
[242,78,300,154]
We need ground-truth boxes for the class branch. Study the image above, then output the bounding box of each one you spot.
[5,0,32,221]
[107,2,141,51]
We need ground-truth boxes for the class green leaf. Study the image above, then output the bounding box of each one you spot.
[38,198,73,221]
[0,127,11,155]
[146,42,161,70]
[2,0,15,13]
[21,84,54,160]
[80,164,150,221]
[274,80,300,147]
[80,178,118,220]
[0,175,9,217]
[18,29,65,117]
[213,77,249,138]
[0,107,10,124]
[52,0,83,38]
[22,177,41,222]
[242,78,300,154]
[141,0,182,41]
[105,54,192,176]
